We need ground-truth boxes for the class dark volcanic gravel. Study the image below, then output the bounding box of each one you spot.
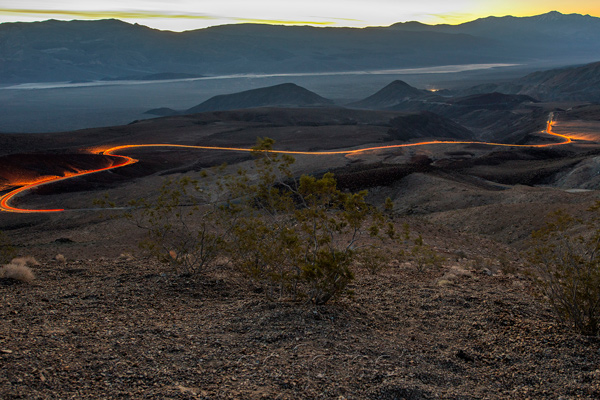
[1,253,599,399]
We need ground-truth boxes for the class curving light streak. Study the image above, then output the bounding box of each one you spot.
[0,154,136,213]
[0,119,578,213]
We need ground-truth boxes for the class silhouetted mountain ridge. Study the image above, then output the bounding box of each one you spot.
[351,81,546,143]
[2,12,600,83]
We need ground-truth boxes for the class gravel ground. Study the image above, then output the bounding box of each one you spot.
[1,247,599,399]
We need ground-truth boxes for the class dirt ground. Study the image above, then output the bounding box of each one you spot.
[1,212,600,399]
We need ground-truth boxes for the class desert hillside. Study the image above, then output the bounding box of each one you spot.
[1,98,600,399]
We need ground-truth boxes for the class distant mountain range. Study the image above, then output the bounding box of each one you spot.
[2,12,600,84]
[146,57,600,116]
[142,56,600,143]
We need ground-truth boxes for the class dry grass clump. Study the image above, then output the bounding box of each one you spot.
[13,256,40,266]
[0,257,38,283]
[117,253,135,262]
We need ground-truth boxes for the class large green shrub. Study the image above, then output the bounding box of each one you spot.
[223,138,392,304]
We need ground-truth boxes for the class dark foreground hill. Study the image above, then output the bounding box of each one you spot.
[447,93,538,109]
[0,107,483,190]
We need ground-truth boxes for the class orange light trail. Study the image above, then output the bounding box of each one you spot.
[0,118,579,213]
[0,154,135,213]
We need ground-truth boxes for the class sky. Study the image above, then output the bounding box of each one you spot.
[1,0,599,31]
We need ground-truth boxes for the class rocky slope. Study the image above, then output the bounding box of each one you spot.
[467,61,600,102]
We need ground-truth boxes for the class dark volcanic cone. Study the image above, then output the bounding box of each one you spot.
[349,80,429,109]
[186,83,333,113]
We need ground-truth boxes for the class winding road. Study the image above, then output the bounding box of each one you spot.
[0,117,575,213]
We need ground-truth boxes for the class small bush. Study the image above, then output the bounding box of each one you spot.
[125,175,230,275]
[117,253,135,262]
[409,234,445,272]
[391,224,445,272]
[528,207,600,336]
[12,256,40,266]
[55,254,66,264]
[1,257,38,283]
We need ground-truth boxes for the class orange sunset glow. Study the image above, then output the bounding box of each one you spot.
[1,1,599,31]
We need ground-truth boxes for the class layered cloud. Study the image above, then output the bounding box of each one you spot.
[0,0,598,31]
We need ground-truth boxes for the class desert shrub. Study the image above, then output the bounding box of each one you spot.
[117,252,135,262]
[107,137,395,303]
[390,223,445,272]
[12,256,40,266]
[528,207,600,336]
[498,252,517,275]
[356,245,391,275]
[223,138,393,304]
[0,231,16,265]
[126,175,231,275]
[410,234,446,272]
[1,257,38,283]
[55,254,66,264]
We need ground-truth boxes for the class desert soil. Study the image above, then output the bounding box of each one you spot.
[1,214,600,400]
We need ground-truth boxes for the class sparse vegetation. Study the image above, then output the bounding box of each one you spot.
[121,138,395,304]
[528,206,600,336]
[0,231,16,265]
[222,138,394,304]
[409,233,446,272]
[0,256,38,283]
[126,175,230,275]
[391,223,445,272]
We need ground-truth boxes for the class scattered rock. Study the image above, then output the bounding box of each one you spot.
[456,349,475,362]
[55,238,74,244]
